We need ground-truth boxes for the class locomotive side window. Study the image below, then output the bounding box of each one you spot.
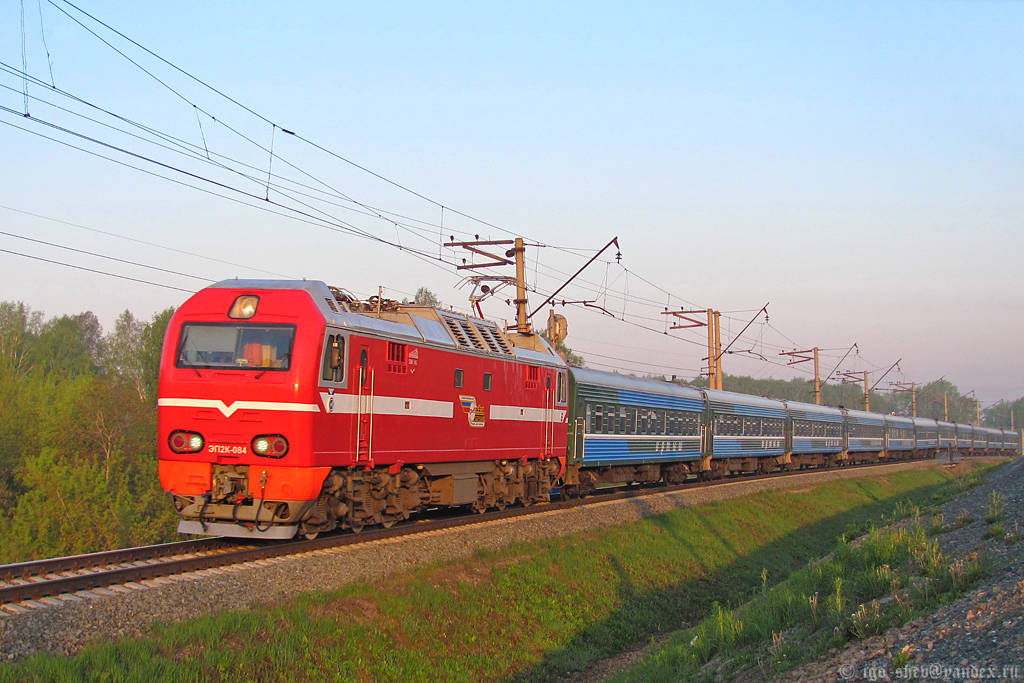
[454,368,464,388]
[359,349,369,387]
[484,373,492,391]
[321,333,346,383]
[556,372,567,405]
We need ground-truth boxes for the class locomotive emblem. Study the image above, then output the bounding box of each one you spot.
[459,395,486,427]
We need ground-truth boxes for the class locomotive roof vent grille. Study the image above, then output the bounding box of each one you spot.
[439,314,515,356]
[442,315,471,348]
[457,319,486,351]
[476,325,500,353]
[476,324,514,356]
[324,297,339,313]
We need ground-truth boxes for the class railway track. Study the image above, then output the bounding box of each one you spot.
[0,458,956,611]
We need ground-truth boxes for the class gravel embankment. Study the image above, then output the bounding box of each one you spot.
[777,456,1024,683]
[0,459,942,661]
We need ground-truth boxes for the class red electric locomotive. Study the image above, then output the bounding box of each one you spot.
[158,280,569,539]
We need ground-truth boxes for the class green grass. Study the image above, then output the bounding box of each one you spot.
[608,523,990,683]
[0,466,979,683]
[608,472,997,683]
[985,491,1006,524]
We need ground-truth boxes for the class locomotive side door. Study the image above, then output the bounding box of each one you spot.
[354,344,373,462]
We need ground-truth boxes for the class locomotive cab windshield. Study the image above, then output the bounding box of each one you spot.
[176,322,296,371]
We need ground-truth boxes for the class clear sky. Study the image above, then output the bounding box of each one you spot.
[1,1,1022,404]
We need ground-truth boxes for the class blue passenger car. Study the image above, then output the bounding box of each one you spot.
[955,423,973,453]
[913,417,938,453]
[705,389,787,459]
[845,409,885,454]
[973,427,988,451]
[937,421,956,450]
[569,368,705,468]
[885,414,916,455]
[785,400,844,456]
[1003,430,1021,454]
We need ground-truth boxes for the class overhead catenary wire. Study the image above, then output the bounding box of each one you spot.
[0,229,215,282]
[0,58,798,360]
[0,247,195,293]
[0,204,295,278]
[1,5,911,389]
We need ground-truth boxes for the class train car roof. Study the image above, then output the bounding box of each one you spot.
[783,400,844,421]
[570,368,704,400]
[845,408,885,425]
[704,389,787,418]
[884,414,916,427]
[912,417,939,428]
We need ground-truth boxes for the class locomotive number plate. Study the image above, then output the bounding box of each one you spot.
[208,444,248,455]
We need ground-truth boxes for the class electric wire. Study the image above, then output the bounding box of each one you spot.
[0,204,294,278]
[0,247,195,292]
[5,5,899,387]
[0,230,215,282]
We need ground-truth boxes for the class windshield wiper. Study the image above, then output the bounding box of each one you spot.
[255,352,290,379]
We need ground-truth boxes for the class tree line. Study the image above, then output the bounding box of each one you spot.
[0,302,179,563]
[684,374,1023,427]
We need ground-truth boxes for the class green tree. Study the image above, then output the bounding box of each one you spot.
[411,287,441,306]
[0,302,180,562]
[539,330,585,367]
[102,307,175,402]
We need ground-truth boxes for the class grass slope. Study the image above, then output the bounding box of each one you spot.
[1,467,967,683]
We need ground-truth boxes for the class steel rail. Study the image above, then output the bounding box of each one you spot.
[0,457,957,607]
[0,537,237,583]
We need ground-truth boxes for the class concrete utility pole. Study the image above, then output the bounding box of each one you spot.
[786,348,822,405]
[513,237,528,333]
[814,348,821,405]
[837,370,870,410]
[706,309,717,390]
[780,347,821,405]
[661,306,716,388]
[890,382,917,417]
[944,392,949,421]
[713,310,723,390]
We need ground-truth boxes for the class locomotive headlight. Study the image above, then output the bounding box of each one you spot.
[169,430,204,454]
[228,295,259,319]
[252,435,288,458]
